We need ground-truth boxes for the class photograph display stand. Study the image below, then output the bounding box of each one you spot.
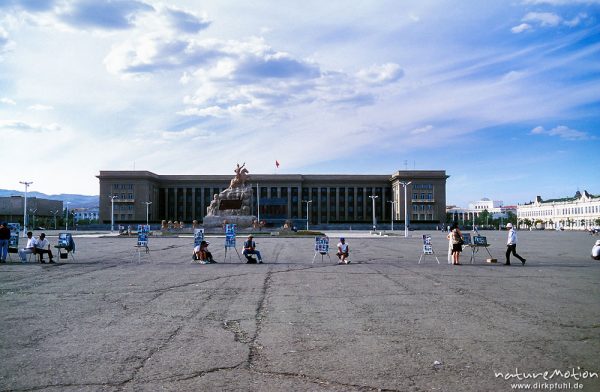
[467,235,495,264]
[312,236,332,263]
[418,234,440,264]
[6,223,20,262]
[131,224,151,263]
[224,224,242,262]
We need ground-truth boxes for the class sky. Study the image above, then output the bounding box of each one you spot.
[1,0,599,207]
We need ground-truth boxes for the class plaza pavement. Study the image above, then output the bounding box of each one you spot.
[0,230,599,391]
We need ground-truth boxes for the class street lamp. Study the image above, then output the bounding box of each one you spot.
[399,181,412,238]
[109,195,117,232]
[302,200,312,231]
[369,195,378,231]
[65,201,71,231]
[387,200,396,231]
[50,210,59,230]
[144,201,152,226]
[19,181,32,237]
[29,208,37,230]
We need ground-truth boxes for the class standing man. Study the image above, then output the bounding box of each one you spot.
[505,223,526,266]
[243,235,263,263]
[18,231,37,263]
[0,222,10,263]
[35,233,54,264]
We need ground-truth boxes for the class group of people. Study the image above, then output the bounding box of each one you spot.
[447,222,526,266]
[17,231,55,263]
[191,234,352,265]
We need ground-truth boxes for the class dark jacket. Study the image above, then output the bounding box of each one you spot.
[0,226,10,241]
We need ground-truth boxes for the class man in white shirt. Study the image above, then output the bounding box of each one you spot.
[592,240,600,260]
[505,223,526,266]
[336,237,350,264]
[35,233,54,264]
[18,231,37,262]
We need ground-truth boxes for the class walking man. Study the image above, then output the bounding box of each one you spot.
[505,223,526,266]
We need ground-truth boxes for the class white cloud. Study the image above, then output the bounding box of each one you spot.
[28,104,54,111]
[523,12,562,27]
[530,125,589,140]
[0,120,61,133]
[1,97,16,105]
[410,125,434,135]
[511,23,532,33]
[356,63,404,85]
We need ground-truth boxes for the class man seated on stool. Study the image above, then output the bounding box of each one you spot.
[18,231,37,262]
[243,235,263,263]
[336,237,350,264]
[35,233,54,264]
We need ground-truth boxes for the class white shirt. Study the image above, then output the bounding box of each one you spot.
[36,238,50,249]
[507,229,518,245]
[337,243,348,253]
[592,244,600,258]
[25,237,38,249]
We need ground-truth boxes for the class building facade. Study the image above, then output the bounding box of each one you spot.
[0,196,63,227]
[517,190,600,230]
[73,207,100,222]
[97,170,449,227]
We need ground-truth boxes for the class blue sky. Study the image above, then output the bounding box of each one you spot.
[1,0,598,207]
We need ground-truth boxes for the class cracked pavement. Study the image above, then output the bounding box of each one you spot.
[1,230,599,391]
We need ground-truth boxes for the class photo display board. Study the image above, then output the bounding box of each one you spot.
[473,235,488,246]
[8,223,20,248]
[462,233,472,245]
[225,224,236,248]
[137,224,150,247]
[314,236,329,253]
[194,229,205,247]
[422,234,433,254]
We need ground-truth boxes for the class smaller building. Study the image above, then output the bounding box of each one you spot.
[73,207,100,223]
[517,191,600,230]
[0,196,63,228]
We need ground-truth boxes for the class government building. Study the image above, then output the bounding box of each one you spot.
[517,190,600,230]
[97,170,449,227]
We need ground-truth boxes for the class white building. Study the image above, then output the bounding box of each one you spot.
[447,198,516,224]
[73,207,99,222]
[517,191,600,230]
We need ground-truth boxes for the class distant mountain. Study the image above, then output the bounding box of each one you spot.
[0,189,99,208]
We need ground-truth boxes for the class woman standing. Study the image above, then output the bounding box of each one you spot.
[450,223,463,265]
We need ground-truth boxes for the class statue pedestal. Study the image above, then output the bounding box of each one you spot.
[202,215,257,229]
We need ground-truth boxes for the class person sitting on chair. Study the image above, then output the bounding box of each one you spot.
[592,240,600,260]
[34,233,54,264]
[193,240,216,264]
[18,231,37,262]
[336,237,350,264]
[243,235,262,263]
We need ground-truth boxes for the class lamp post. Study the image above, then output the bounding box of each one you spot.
[29,208,37,230]
[302,200,312,231]
[256,183,260,223]
[65,201,71,231]
[387,200,396,231]
[144,201,152,226]
[109,195,117,232]
[19,181,32,237]
[369,195,378,231]
[50,210,59,230]
[399,181,412,238]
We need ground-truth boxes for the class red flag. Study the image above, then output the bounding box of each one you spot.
[275,160,280,168]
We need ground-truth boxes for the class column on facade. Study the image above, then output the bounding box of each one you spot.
[163,188,169,220]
